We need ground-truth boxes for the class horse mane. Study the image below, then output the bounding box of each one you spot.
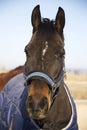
[42,18,54,24]
[41,18,55,29]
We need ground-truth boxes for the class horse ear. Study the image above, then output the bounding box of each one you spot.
[31,5,41,32]
[55,7,65,34]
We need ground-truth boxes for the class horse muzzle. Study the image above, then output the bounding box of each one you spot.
[26,95,49,120]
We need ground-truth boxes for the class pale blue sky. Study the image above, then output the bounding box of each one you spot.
[0,0,87,71]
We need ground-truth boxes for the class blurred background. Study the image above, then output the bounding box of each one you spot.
[0,0,87,130]
[0,0,87,71]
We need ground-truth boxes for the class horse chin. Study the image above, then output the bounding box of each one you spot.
[27,108,47,120]
[26,106,46,128]
[32,113,46,120]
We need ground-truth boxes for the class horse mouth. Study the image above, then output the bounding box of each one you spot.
[28,109,46,120]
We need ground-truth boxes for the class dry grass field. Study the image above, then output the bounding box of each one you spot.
[75,100,87,130]
[65,72,87,99]
[65,72,87,130]
[0,68,8,73]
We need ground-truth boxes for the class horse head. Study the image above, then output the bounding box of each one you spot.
[24,5,65,124]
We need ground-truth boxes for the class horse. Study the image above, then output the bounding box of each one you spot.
[24,5,78,130]
[0,65,24,91]
[0,5,78,130]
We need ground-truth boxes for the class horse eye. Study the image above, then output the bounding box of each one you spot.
[24,46,30,56]
[60,49,65,57]
[55,53,64,59]
[24,48,28,55]
[60,52,65,59]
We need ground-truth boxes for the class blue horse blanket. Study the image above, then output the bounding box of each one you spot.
[0,73,78,130]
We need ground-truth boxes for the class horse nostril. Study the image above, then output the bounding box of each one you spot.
[29,96,33,101]
[26,96,34,108]
[39,97,48,110]
[27,96,33,103]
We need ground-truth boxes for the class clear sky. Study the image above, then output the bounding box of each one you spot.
[0,0,87,71]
